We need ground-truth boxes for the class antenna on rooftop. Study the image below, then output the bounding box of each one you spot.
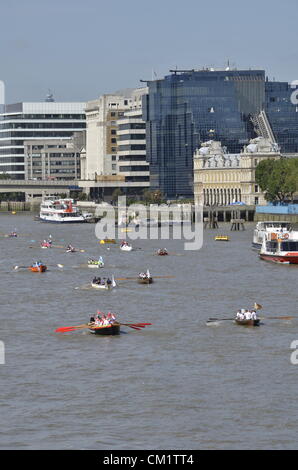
[45,89,55,102]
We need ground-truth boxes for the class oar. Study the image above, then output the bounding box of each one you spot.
[207,317,235,322]
[260,315,296,320]
[14,263,63,270]
[55,324,90,333]
[115,275,175,280]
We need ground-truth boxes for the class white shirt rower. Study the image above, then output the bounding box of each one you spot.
[251,311,257,320]
[245,311,252,320]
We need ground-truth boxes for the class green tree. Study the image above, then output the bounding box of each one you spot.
[255,158,298,203]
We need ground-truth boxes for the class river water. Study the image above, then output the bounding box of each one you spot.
[0,214,297,450]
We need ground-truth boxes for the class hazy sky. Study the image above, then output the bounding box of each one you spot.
[1,0,297,103]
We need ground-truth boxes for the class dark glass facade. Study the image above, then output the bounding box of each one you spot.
[144,69,265,197]
[265,81,298,153]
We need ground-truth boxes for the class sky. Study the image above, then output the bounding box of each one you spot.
[0,0,297,104]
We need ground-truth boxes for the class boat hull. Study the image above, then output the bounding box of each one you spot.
[89,323,120,335]
[91,282,112,289]
[138,277,153,284]
[29,265,47,272]
[235,319,260,326]
[260,253,298,264]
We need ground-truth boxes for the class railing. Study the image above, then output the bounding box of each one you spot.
[256,204,298,214]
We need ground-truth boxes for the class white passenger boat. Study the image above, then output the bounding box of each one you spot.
[252,221,292,249]
[39,196,91,223]
[259,230,298,264]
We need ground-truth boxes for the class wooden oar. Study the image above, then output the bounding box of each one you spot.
[207,317,235,322]
[55,322,152,333]
[14,263,63,270]
[115,275,175,280]
[260,315,295,320]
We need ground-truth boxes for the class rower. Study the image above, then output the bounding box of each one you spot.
[236,310,241,319]
[244,310,252,320]
[251,310,257,320]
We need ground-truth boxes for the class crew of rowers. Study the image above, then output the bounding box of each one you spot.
[157,248,168,255]
[236,309,258,320]
[92,276,112,286]
[120,240,130,247]
[41,238,52,247]
[9,231,17,237]
[90,312,117,326]
[139,271,151,279]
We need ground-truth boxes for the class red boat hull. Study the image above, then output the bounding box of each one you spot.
[29,265,47,272]
[260,254,298,264]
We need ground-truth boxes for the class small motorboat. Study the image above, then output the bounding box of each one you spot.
[214,235,230,241]
[66,245,76,253]
[8,232,17,238]
[235,318,260,327]
[29,264,47,273]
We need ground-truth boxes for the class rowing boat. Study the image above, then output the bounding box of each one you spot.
[88,322,121,335]
[91,282,112,289]
[120,243,132,251]
[138,277,153,284]
[235,319,260,326]
[29,264,47,273]
[157,249,168,256]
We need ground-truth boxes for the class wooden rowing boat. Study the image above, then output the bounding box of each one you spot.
[235,319,260,326]
[157,249,168,256]
[138,277,153,284]
[99,239,116,244]
[88,322,120,335]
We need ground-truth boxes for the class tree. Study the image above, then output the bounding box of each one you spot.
[255,158,298,203]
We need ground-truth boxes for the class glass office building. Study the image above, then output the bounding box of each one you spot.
[144,69,265,197]
[265,80,298,153]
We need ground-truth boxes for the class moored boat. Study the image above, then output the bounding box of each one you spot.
[214,235,229,241]
[259,230,298,264]
[39,196,88,223]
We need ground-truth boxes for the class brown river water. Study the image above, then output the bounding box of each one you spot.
[0,214,297,450]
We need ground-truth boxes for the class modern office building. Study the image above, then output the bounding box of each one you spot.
[117,105,149,188]
[0,101,86,179]
[265,80,298,154]
[80,87,149,199]
[24,131,85,181]
[144,68,266,198]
